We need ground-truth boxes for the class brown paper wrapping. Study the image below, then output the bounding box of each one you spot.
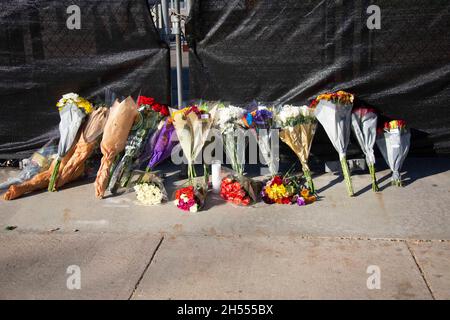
[95,97,138,198]
[3,108,109,200]
[279,123,316,172]
[3,144,77,200]
[83,107,109,143]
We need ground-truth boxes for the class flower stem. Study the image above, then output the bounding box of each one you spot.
[303,169,315,194]
[340,157,354,197]
[188,163,196,185]
[48,159,61,192]
[368,163,379,192]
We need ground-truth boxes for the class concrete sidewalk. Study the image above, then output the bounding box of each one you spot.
[0,158,449,299]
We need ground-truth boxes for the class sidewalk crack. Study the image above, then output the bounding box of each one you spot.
[128,236,165,300]
[406,242,436,300]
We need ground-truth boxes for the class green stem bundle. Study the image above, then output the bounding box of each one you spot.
[303,168,315,194]
[340,156,354,197]
[368,163,379,192]
[48,159,61,192]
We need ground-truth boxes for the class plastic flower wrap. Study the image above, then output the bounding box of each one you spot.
[123,117,177,202]
[277,104,317,193]
[95,97,138,199]
[351,107,379,191]
[312,90,354,196]
[261,174,316,205]
[217,105,260,205]
[133,172,168,205]
[48,93,93,191]
[171,103,218,212]
[108,96,169,193]
[0,139,58,191]
[376,120,411,186]
[3,106,109,200]
[242,104,278,176]
[137,117,178,172]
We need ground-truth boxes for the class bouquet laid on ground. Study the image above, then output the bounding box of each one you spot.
[108,96,169,193]
[261,174,316,205]
[95,97,138,199]
[137,117,178,172]
[133,172,168,205]
[129,117,177,206]
[56,106,109,188]
[312,90,354,196]
[48,93,93,191]
[3,106,109,200]
[376,120,411,186]
[220,176,260,206]
[351,107,379,191]
[174,185,206,213]
[171,104,218,212]
[0,139,57,191]
[277,104,317,193]
[242,105,279,176]
[217,105,259,205]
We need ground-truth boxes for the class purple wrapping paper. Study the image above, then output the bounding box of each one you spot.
[138,119,177,171]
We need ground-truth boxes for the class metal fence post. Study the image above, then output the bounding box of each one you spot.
[161,0,170,41]
[172,0,183,107]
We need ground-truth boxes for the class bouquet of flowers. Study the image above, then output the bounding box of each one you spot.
[174,185,206,213]
[0,139,57,191]
[56,106,109,188]
[95,97,138,199]
[123,116,178,206]
[108,96,169,193]
[171,103,218,212]
[351,107,379,191]
[3,106,109,200]
[312,90,354,196]
[242,105,279,176]
[48,93,93,191]
[133,172,168,205]
[137,117,178,172]
[376,120,411,186]
[261,174,316,205]
[220,176,260,206]
[217,105,259,205]
[277,104,317,193]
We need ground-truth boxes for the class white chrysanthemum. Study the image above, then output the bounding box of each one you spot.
[189,204,198,213]
[218,105,245,134]
[134,183,164,205]
[277,104,314,126]
[62,93,79,100]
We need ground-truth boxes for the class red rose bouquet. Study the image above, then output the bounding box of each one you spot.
[108,95,169,193]
[220,176,259,206]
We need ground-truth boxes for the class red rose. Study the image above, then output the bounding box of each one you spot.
[272,176,283,186]
[137,96,155,107]
[160,105,170,117]
[152,103,162,112]
[241,197,251,206]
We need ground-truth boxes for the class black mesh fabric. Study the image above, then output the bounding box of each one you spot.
[0,0,170,159]
[187,0,450,156]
